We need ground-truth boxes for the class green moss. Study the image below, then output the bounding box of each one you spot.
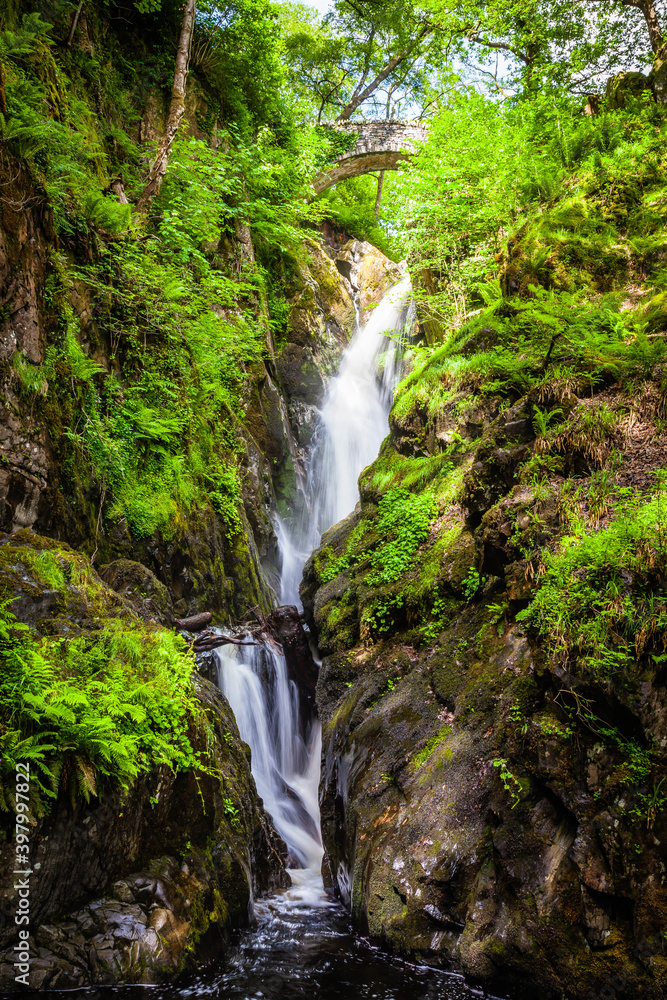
[517,485,667,685]
[410,530,463,598]
[411,725,452,771]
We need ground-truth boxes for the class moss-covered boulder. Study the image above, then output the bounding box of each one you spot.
[98,559,174,625]
[606,72,653,110]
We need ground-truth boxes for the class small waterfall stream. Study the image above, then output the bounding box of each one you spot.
[208,277,487,998]
[216,639,322,869]
[277,274,416,607]
[217,274,416,878]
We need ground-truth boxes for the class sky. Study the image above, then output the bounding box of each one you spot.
[288,0,331,12]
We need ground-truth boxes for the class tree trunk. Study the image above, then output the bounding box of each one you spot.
[136,0,197,213]
[67,1,85,47]
[586,0,663,52]
[629,0,664,52]
[374,170,384,222]
[0,62,6,117]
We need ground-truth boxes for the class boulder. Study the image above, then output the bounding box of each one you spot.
[335,240,404,325]
[606,71,653,110]
[98,558,173,625]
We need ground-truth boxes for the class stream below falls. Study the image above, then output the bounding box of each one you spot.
[51,279,515,999]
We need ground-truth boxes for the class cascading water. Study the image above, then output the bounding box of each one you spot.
[218,277,414,874]
[62,278,513,998]
[215,639,322,869]
[217,275,415,876]
[277,274,416,607]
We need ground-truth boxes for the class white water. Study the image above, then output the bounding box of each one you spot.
[216,277,414,909]
[278,274,415,607]
[216,639,323,870]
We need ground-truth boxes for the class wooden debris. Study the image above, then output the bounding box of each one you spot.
[174,611,212,632]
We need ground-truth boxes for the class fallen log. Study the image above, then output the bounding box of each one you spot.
[174,612,212,632]
[192,631,258,652]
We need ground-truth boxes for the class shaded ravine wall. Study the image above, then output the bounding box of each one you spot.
[0,134,400,623]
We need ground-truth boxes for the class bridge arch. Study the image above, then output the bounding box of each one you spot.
[312,121,427,196]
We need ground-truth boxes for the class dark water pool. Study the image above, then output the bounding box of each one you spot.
[44,870,512,1000]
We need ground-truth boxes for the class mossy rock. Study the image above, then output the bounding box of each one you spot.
[0,529,128,631]
[441,529,477,595]
[642,291,667,334]
[606,71,653,110]
[98,558,174,625]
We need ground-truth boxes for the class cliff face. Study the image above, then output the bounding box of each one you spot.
[304,389,667,1000]
[302,156,667,998]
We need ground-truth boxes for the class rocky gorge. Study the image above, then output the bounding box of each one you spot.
[1,1,667,997]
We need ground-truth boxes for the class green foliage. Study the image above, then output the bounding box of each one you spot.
[390,87,667,330]
[393,279,664,426]
[533,405,563,437]
[518,483,667,683]
[509,700,528,736]
[83,192,132,235]
[318,174,399,260]
[361,594,405,636]
[368,488,436,586]
[223,796,241,826]
[0,598,202,807]
[207,466,244,536]
[493,757,524,809]
[0,12,53,61]
[461,567,483,601]
[629,779,666,831]
[419,595,451,641]
[0,8,328,546]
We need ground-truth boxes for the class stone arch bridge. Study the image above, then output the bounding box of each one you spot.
[312,120,427,195]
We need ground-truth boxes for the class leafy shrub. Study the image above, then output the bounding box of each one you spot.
[367,488,436,586]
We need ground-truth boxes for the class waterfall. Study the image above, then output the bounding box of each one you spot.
[216,275,413,877]
[278,274,415,607]
[216,639,323,869]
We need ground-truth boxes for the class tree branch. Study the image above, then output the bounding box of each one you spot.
[467,31,532,65]
[336,23,432,120]
[348,25,376,104]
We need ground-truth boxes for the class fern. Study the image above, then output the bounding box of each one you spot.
[0,597,202,809]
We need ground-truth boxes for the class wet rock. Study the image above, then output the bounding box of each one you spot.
[334,240,403,325]
[98,558,173,625]
[267,605,319,728]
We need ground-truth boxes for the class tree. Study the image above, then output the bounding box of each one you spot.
[421,0,662,95]
[136,0,197,212]
[284,0,442,121]
[584,0,663,53]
